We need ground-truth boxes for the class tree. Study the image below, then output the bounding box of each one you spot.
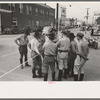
[69,18,75,26]
[96,17,100,25]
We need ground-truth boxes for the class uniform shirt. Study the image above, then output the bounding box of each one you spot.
[43,41,57,56]
[15,34,29,45]
[57,36,70,59]
[74,39,89,65]
[29,37,40,54]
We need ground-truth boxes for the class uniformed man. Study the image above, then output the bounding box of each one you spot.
[15,28,30,69]
[56,30,70,81]
[74,33,89,81]
[43,28,57,81]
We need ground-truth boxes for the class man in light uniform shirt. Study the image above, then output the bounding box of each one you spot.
[43,31,57,81]
[57,30,70,81]
[74,33,89,81]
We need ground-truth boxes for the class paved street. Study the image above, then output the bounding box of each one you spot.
[0,28,100,81]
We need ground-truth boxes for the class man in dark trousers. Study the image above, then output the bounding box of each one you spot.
[15,28,30,69]
[68,33,78,77]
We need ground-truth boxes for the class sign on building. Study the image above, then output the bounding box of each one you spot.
[59,5,66,19]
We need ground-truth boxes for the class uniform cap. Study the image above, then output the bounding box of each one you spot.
[69,33,75,38]
[77,32,84,38]
[62,29,70,36]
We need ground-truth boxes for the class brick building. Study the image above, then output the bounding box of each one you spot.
[0,3,55,33]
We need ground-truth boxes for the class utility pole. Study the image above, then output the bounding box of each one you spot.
[85,8,90,25]
[56,3,59,33]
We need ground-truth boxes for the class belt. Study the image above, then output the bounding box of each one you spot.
[44,55,55,57]
[20,44,27,46]
[58,50,68,53]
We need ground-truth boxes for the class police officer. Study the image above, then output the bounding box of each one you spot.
[74,33,89,81]
[15,28,30,69]
[57,30,70,81]
[43,28,57,81]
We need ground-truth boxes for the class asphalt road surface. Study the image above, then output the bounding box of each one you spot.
[0,28,100,81]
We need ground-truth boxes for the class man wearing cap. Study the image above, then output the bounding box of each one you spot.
[28,29,44,78]
[74,32,89,81]
[68,33,78,77]
[56,30,70,81]
[43,30,57,81]
[15,28,30,69]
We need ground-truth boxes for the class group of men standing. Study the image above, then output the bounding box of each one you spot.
[15,26,89,81]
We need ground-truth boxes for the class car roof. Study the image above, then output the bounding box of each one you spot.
[43,26,52,35]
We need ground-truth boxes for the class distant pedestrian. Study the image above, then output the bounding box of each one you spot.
[43,28,57,81]
[15,28,30,69]
[28,29,44,78]
[56,30,70,81]
[74,33,89,81]
[68,33,78,77]
[91,27,94,36]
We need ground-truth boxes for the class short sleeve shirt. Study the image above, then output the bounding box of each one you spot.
[57,37,70,59]
[43,41,57,56]
[29,37,40,52]
[16,34,29,45]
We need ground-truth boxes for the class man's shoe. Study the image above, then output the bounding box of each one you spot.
[38,75,44,78]
[20,65,23,69]
[25,64,31,67]
[32,74,38,78]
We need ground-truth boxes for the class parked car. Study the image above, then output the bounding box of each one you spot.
[42,26,58,42]
[80,26,87,31]
[3,28,13,34]
[3,26,19,34]
[92,26,100,36]
[85,36,98,49]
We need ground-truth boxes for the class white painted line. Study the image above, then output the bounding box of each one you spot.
[0,53,42,79]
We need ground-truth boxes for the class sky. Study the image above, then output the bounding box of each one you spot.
[46,2,100,23]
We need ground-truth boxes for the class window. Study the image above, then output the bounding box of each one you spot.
[40,10,42,14]
[28,20,31,27]
[46,11,48,15]
[12,18,17,26]
[8,3,11,10]
[36,21,39,26]
[26,5,29,14]
[12,4,15,12]
[35,8,38,13]
[42,10,44,14]
[19,4,23,13]
[29,6,32,15]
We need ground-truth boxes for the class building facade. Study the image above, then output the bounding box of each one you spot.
[0,3,55,33]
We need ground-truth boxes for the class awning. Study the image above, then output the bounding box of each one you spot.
[0,9,12,13]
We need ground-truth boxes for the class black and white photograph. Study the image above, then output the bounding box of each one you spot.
[0,2,100,82]
[1,1,100,98]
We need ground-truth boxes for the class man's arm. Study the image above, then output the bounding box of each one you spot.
[34,41,40,54]
[14,37,20,46]
[28,43,31,50]
[78,44,88,60]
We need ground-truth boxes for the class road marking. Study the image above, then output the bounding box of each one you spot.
[0,53,42,79]
[0,51,18,58]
